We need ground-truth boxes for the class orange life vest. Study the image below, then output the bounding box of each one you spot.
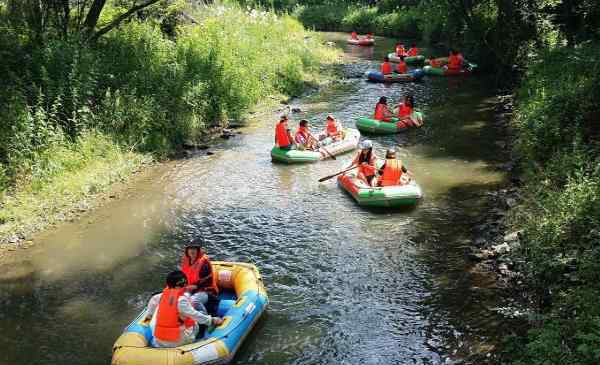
[154,287,195,342]
[353,152,377,177]
[181,254,219,294]
[381,62,392,75]
[326,120,339,136]
[275,121,291,147]
[374,103,387,120]
[448,55,461,70]
[396,46,406,56]
[398,103,413,117]
[396,61,407,74]
[379,159,402,186]
[408,47,418,56]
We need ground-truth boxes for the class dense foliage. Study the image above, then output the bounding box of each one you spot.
[0,1,336,240]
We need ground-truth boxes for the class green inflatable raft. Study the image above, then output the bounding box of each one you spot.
[271,128,360,164]
[423,62,478,76]
[387,53,426,65]
[355,112,423,134]
[338,172,422,207]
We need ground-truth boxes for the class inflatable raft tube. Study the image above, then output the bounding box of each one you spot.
[423,62,478,76]
[366,69,424,83]
[355,112,423,134]
[347,38,375,46]
[338,172,422,207]
[387,53,426,65]
[112,262,268,365]
[271,128,361,164]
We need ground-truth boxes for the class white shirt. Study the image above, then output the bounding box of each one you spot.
[144,291,214,348]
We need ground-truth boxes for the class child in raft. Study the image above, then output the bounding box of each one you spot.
[396,94,423,128]
[374,96,395,122]
[351,140,378,187]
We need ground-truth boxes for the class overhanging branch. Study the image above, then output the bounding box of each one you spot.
[89,0,162,42]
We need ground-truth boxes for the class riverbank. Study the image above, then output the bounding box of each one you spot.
[0,4,342,252]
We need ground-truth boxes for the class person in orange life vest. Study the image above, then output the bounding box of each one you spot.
[396,94,422,127]
[395,43,406,57]
[407,43,419,56]
[275,115,295,149]
[295,119,319,150]
[351,31,358,40]
[395,55,408,74]
[325,115,343,141]
[429,57,443,68]
[374,96,395,122]
[351,140,378,186]
[181,243,219,295]
[377,149,410,187]
[381,56,393,75]
[447,49,463,71]
[144,270,224,348]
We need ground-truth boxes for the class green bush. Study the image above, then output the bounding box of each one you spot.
[511,43,600,365]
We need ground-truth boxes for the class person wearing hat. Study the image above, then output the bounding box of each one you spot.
[377,148,410,187]
[351,139,378,186]
[325,115,343,141]
[274,115,295,149]
[295,119,319,150]
[143,270,224,348]
[180,240,219,314]
[374,96,395,122]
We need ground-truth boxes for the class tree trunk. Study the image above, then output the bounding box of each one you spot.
[82,0,106,36]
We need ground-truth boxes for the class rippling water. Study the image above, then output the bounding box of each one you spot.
[0,33,508,365]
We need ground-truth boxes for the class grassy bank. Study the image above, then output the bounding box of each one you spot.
[505,44,600,364]
[0,3,339,245]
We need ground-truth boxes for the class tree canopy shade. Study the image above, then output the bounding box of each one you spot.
[1,0,164,42]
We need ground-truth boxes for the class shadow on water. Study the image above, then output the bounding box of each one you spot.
[0,32,511,365]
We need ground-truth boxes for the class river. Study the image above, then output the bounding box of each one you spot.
[0,32,509,365]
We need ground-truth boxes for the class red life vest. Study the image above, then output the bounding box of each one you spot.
[295,126,309,144]
[374,103,386,120]
[448,55,461,70]
[275,121,291,147]
[407,47,418,56]
[181,254,219,294]
[398,103,413,117]
[381,62,392,75]
[396,46,406,56]
[326,120,338,136]
[379,159,402,186]
[351,32,358,40]
[154,287,195,342]
[353,152,377,177]
[396,61,407,74]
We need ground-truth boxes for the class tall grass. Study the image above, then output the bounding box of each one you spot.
[0,4,338,243]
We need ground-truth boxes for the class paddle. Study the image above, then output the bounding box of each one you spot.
[318,165,358,182]
[319,143,336,160]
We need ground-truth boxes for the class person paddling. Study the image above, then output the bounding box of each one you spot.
[395,55,408,74]
[351,140,378,187]
[374,96,395,122]
[295,119,319,150]
[275,115,295,149]
[143,271,224,348]
[381,56,393,75]
[377,148,410,187]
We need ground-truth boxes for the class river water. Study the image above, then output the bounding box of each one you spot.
[0,33,509,365]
